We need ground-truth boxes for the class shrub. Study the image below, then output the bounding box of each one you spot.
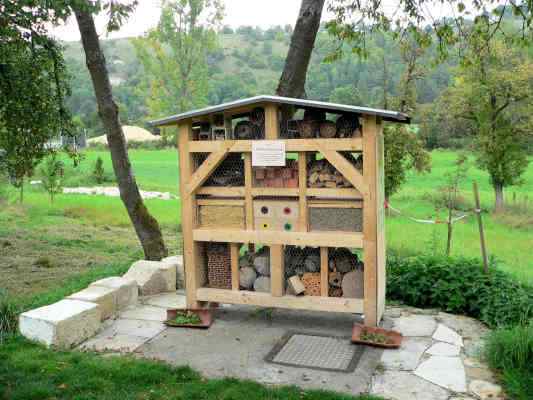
[387,254,533,328]
[33,256,55,269]
[484,324,533,400]
[39,153,64,203]
[92,156,106,184]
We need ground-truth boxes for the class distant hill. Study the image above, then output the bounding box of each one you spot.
[61,26,454,137]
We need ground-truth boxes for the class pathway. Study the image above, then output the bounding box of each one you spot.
[79,292,502,400]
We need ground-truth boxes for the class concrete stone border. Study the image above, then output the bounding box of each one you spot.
[19,256,183,349]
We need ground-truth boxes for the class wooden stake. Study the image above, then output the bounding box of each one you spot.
[473,182,489,274]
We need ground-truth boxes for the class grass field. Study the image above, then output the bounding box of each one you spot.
[1,148,531,300]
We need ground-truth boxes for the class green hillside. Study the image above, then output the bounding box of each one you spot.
[61,26,453,137]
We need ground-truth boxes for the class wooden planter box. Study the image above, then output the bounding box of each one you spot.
[164,308,213,329]
[351,324,403,348]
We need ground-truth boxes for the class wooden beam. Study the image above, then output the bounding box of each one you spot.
[306,188,363,199]
[188,138,363,153]
[251,188,299,196]
[186,145,231,194]
[197,186,245,197]
[264,103,279,140]
[362,115,386,327]
[298,152,308,231]
[320,247,329,297]
[244,153,253,229]
[197,199,245,206]
[196,288,364,313]
[230,243,240,291]
[193,228,363,248]
[270,245,285,297]
[318,145,368,196]
[308,200,363,209]
[178,122,205,308]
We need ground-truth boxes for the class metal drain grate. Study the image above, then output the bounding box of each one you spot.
[265,331,364,372]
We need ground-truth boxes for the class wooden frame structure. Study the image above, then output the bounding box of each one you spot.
[151,95,409,326]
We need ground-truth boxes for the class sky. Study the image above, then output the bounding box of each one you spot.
[51,0,489,42]
[52,0,319,41]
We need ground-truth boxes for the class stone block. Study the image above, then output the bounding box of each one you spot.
[91,276,138,310]
[19,299,100,348]
[254,276,271,293]
[469,380,503,400]
[162,255,184,288]
[68,285,118,320]
[239,267,257,290]
[124,260,176,296]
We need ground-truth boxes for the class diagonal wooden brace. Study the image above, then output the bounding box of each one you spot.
[186,142,233,195]
[318,145,368,197]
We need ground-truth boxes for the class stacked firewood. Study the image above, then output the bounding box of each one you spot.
[307,154,362,189]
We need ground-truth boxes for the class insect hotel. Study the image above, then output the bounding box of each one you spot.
[151,96,409,326]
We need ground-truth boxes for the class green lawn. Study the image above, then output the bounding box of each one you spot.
[0,337,380,400]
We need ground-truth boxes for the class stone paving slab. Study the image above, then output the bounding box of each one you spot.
[381,337,432,371]
[392,315,437,337]
[433,324,463,347]
[141,293,186,309]
[414,355,467,392]
[371,370,450,400]
[81,333,149,353]
[100,318,165,338]
[119,305,167,322]
[139,306,381,394]
[426,342,461,357]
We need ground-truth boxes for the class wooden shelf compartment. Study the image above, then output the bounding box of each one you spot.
[188,138,363,153]
[193,228,363,248]
[196,288,363,313]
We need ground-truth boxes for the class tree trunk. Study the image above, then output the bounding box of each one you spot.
[493,181,504,213]
[446,207,453,256]
[74,6,167,260]
[276,0,325,98]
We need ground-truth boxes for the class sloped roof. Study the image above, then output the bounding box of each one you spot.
[148,95,410,127]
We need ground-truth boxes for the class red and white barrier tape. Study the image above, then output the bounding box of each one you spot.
[385,202,471,225]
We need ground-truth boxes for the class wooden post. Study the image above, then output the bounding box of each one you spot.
[264,104,279,140]
[298,152,308,231]
[178,121,205,308]
[473,182,489,274]
[244,153,253,230]
[320,247,329,297]
[270,244,285,296]
[362,116,386,326]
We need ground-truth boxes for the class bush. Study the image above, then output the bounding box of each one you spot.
[92,156,106,184]
[484,324,533,400]
[387,254,533,328]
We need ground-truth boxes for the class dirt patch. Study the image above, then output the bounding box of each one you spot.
[0,217,181,298]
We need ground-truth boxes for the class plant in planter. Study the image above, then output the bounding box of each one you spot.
[172,311,202,325]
